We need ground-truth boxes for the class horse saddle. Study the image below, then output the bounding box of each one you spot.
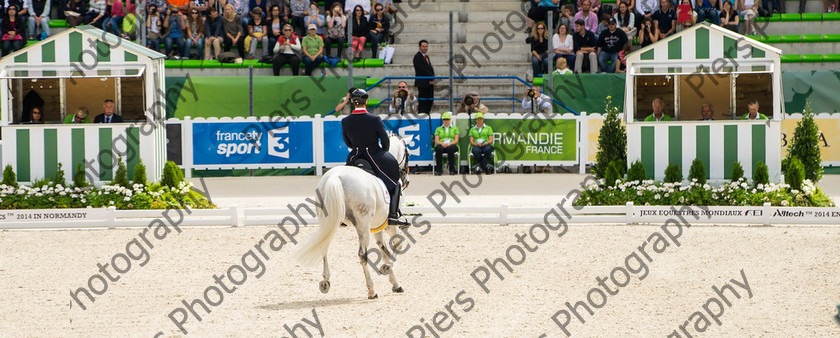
[350,158,377,176]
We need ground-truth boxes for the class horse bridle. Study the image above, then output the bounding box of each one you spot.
[397,139,410,190]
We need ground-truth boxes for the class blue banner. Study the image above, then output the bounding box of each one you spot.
[322,117,441,163]
[193,121,314,165]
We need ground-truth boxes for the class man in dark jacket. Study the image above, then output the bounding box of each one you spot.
[342,89,407,226]
[596,18,627,73]
[93,100,125,123]
[412,39,435,114]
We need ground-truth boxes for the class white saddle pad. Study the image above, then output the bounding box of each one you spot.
[376,177,390,201]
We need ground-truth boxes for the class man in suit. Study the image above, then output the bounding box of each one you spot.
[413,40,435,114]
[93,100,124,123]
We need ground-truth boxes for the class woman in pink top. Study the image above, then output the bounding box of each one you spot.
[104,0,126,37]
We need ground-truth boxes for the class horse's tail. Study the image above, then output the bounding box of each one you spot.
[296,174,344,266]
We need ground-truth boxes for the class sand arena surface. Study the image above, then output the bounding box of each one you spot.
[1,174,839,336]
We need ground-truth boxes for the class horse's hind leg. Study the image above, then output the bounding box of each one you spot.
[354,222,377,299]
[375,232,403,293]
[319,255,331,294]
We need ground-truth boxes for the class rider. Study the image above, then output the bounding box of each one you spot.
[342,89,408,226]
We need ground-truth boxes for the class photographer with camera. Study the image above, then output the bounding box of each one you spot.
[521,86,553,114]
[388,81,418,115]
[456,92,489,115]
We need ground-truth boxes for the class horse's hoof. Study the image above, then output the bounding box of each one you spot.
[368,293,378,300]
[380,264,391,275]
[319,280,330,294]
[392,286,404,293]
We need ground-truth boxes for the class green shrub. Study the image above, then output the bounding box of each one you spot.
[605,161,623,187]
[2,165,17,187]
[53,163,67,187]
[688,158,706,184]
[664,164,682,183]
[73,163,89,188]
[31,177,51,187]
[731,162,744,183]
[627,160,646,182]
[753,161,769,186]
[161,161,185,188]
[594,96,626,178]
[133,159,147,186]
[785,157,805,190]
[784,103,822,182]
[112,156,130,187]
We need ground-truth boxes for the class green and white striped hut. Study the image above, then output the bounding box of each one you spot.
[0,26,167,185]
[624,22,783,182]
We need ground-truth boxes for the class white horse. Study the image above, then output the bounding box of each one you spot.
[296,134,410,299]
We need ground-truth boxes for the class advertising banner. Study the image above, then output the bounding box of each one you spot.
[634,206,840,225]
[322,117,440,164]
[192,121,314,166]
[484,118,578,163]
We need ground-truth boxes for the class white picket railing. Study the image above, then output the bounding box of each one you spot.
[1,203,838,230]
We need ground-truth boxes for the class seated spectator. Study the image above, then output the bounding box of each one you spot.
[677,0,697,31]
[145,4,163,52]
[597,18,627,73]
[389,81,418,115]
[163,6,186,59]
[522,86,553,114]
[638,15,657,47]
[222,3,245,57]
[344,0,370,15]
[303,2,323,35]
[574,0,599,34]
[84,0,108,28]
[469,113,494,174]
[249,0,268,21]
[93,99,124,123]
[271,23,301,75]
[578,0,601,13]
[615,1,637,40]
[653,0,676,39]
[245,7,269,59]
[559,5,575,29]
[823,0,838,13]
[103,0,126,38]
[6,0,29,17]
[528,0,561,35]
[301,23,324,75]
[27,0,49,41]
[737,0,758,35]
[700,103,714,120]
[644,97,672,121]
[456,92,490,115]
[64,0,86,27]
[266,4,288,57]
[572,19,598,73]
[204,6,223,59]
[349,5,367,60]
[742,100,768,120]
[433,112,459,176]
[636,0,659,32]
[595,9,611,39]
[288,0,307,35]
[64,107,91,123]
[325,2,346,58]
[184,7,205,59]
[23,106,45,123]
[530,21,550,77]
[615,42,631,73]
[2,6,26,55]
[553,57,573,74]
[720,0,738,32]
[695,0,720,25]
[552,22,575,68]
[368,2,389,59]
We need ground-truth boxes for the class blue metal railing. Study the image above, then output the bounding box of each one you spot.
[327,75,577,115]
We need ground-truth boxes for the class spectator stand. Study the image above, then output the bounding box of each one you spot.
[0,26,167,185]
[624,22,784,182]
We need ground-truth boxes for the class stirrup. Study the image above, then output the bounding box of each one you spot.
[388,217,409,228]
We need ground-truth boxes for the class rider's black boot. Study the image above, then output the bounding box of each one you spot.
[388,189,409,226]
